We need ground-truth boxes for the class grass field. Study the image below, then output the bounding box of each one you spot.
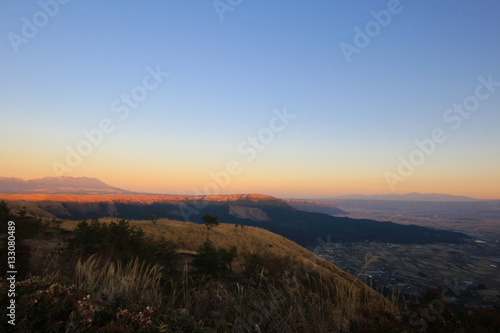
[16,217,397,332]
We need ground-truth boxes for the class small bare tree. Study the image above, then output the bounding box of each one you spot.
[148,212,162,225]
[202,214,219,233]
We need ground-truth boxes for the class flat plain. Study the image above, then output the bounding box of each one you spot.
[313,207,500,310]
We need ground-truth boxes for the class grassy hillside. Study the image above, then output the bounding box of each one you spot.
[1,210,400,332]
[2,203,498,332]
[60,218,388,301]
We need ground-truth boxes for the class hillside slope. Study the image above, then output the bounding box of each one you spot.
[2,206,396,332]
[0,193,470,246]
[59,218,392,312]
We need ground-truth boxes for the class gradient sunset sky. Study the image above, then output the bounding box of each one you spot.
[1,1,499,199]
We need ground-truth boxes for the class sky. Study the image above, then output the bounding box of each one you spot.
[1,0,499,199]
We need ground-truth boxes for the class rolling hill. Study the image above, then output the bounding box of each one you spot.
[5,214,397,332]
[0,192,469,246]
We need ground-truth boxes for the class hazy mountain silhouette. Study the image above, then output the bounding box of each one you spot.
[0,176,134,195]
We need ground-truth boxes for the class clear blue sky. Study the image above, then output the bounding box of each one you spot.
[1,1,499,198]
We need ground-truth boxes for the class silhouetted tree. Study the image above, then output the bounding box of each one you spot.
[148,211,163,225]
[202,214,219,232]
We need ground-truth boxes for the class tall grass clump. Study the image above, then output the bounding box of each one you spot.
[75,254,163,304]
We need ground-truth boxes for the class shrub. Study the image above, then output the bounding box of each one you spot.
[0,200,13,223]
[192,239,236,276]
[71,218,144,255]
[68,218,177,267]
[0,202,43,279]
[142,235,178,269]
[219,246,237,272]
[12,277,84,332]
[2,275,203,333]
[0,201,46,239]
[242,252,265,282]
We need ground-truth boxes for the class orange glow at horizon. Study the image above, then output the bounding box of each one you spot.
[1,159,498,200]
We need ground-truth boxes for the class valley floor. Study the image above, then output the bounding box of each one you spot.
[313,242,500,311]
[313,207,500,311]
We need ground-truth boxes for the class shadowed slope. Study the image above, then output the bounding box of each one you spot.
[0,193,470,246]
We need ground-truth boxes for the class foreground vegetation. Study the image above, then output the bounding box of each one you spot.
[1,202,499,332]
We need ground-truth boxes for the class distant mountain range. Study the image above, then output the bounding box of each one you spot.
[0,177,482,202]
[0,177,470,246]
[0,176,134,195]
[333,192,479,202]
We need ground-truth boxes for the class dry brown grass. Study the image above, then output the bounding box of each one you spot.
[75,254,163,304]
[57,218,396,330]
[59,218,382,288]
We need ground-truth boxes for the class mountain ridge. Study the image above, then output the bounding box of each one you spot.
[0,193,288,205]
[0,176,134,195]
[0,177,474,246]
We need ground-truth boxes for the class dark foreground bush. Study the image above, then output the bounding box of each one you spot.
[0,201,48,279]
[0,276,202,333]
[192,239,236,276]
[67,218,177,267]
